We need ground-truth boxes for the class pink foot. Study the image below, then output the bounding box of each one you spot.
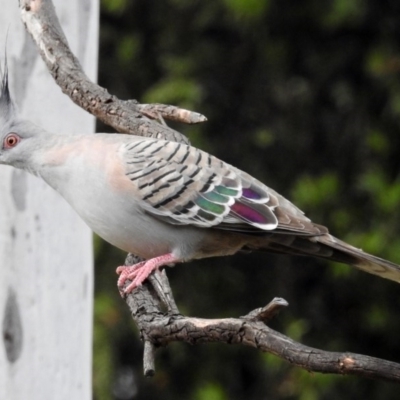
[116,253,179,294]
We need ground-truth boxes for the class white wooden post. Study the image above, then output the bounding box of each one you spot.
[0,1,98,399]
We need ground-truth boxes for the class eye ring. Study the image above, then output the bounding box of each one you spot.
[3,133,21,149]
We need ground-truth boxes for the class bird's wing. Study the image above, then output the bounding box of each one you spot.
[121,139,325,236]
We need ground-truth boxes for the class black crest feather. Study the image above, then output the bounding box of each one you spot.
[0,54,14,122]
[0,56,10,102]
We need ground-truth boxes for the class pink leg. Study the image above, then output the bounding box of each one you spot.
[116,253,179,294]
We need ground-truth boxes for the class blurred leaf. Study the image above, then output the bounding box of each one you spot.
[366,46,400,76]
[262,352,286,371]
[101,0,127,14]
[366,130,389,154]
[359,168,387,196]
[346,230,386,255]
[253,128,274,148]
[291,173,339,210]
[162,55,198,78]
[195,382,227,400]
[117,35,140,65]
[322,0,365,28]
[359,168,400,213]
[364,304,389,331]
[285,319,309,342]
[93,234,104,257]
[93,329,114,400]
[95,293,121,327]
[143,78,203,108]
[330,208,351,232]
[277,367,337,399]
[390,91,400,117]
[221,0,270,19]
[93,294,118,400]
[387,238,400,264]
[328,261,353,279]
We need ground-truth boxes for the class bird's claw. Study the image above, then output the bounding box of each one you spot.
[116,261,148,294]
[116,253,179,295]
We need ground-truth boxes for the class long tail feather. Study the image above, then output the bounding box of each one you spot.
[316,235,400,283]
[252,233,400,283]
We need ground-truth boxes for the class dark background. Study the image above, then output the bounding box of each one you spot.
[94,0,400,399]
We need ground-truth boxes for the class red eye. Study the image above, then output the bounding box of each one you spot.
[3,133,21,149]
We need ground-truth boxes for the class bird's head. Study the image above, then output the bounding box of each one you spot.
[0,60,47,170]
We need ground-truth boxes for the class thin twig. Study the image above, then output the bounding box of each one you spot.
[137,103,207,124]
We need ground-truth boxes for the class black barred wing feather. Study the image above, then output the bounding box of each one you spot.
[122,139,324,236]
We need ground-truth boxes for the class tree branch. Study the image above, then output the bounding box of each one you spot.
[19,0,400,384]
[122,262,400,383]
[18,0,201,143]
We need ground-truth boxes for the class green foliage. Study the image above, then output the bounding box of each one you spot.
[252,128,275,148]
[141,52,203,109]
[144,78,202,109]
[195,382,227,400]
[364,304,389,331]
[366,130,389,154]
[101,0,128,14]
[285,319,309,342]
[366,45,400,77]
[359,168,400,214]
[221,0,270,20]
[291,173,339,210]
[96,0,400,399]
[328,261,353,279]
[117,35,140,65]
[93,294,118,400]
[322,0,366,28]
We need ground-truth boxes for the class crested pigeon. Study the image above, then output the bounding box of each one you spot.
[1,66,400,294]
